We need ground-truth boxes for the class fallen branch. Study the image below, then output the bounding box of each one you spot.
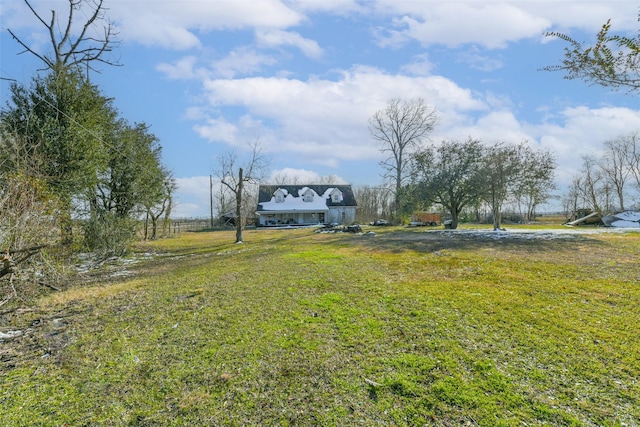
[0,273,17,307]
[38,281,61,292]
[364,377,383,387]
[1,244,48,280]
[7,244,49,254]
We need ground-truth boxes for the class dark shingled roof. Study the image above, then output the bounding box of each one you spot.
[257,184,357,211]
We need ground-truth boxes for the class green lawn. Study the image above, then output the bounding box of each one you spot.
[1,226,639,426]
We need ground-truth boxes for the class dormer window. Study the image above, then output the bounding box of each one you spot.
[331,192,342,203]
[303,189,314,202]
[274,189,286,203]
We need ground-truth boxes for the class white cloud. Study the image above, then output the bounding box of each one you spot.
[400,53,434,76]
[174,176,214,218]
[536,106,640,177]
[157,49,279,80]
[193,117,242,145]
[457,50,504,72]
[156,56,201,80]
[371,1,638,50]
[193,67,487,166]
[109,1,304,49]
[375,2,550,49]
[289,0,367,15]
[268,168,348,184]
[212,47,279,78]
[256,29,324,59]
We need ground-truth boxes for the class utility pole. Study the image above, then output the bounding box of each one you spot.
[210,175,214,229]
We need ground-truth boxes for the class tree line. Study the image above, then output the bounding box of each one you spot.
[564,133,640,216]
[1,0,173,299]
[368,98,557,229]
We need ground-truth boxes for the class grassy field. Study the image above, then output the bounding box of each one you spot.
[1,225,639,426]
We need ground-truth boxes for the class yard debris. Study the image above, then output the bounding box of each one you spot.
[0,330,23,341]
[364,377,383,387]
[565,211,601,226]
[315,224,363,234]
[601,211,640,228]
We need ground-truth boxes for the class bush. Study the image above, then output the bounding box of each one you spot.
[82,212,137,257]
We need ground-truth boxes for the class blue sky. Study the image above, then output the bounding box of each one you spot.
[2,1,640,217]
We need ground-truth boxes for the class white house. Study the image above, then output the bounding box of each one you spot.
[256,185,357,226]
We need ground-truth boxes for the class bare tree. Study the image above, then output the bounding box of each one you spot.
[353,184,393,224]
[579,154,605,214]
[144,175,176,241]
[369,98,437,221]
[621,132,640,194]
[563,175,583,220]
[600,136,632,211]
[271,172,301,186]
[319,175,340,185]
[8,0,120,73]
[216,143,269,243]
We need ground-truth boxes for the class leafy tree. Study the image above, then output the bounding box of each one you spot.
[369,98,438,222]
[544,16,640,92]
[83,119,174,250]
[4,0,122,250]
[216,143,269,243]
[1,69,113,241]
[93,121,162,218]
[512,146,556,221]
[412,138,484,229]
[479,143,527,230]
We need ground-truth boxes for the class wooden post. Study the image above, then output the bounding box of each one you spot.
[210,175,214,229]
[236,168,243,243]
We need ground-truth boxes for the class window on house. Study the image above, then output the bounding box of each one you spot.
[331,192,341,203]
[275,193,284,203]
[303,192,314,202]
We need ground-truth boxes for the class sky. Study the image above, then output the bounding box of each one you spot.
[2,0,640,217]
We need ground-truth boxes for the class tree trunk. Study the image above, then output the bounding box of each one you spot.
[144,211,149,241]
[450,203,460,229]
[151,214,158,240]
[492,201,503,230]
[235,168,243,243]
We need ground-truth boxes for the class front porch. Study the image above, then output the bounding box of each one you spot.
[257,210,327,226]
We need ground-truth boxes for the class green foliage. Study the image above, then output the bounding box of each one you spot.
[545,17,640,92]
[81,211,138,257]
[0,170,59,251]
[1,68,173,251]
[1,68,112,201]
[411,139,556,229]
[413,138,484,228]
[1,227,638,425]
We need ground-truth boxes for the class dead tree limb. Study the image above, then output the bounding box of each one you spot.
[0,244,49,280]
[0,273,17,307]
